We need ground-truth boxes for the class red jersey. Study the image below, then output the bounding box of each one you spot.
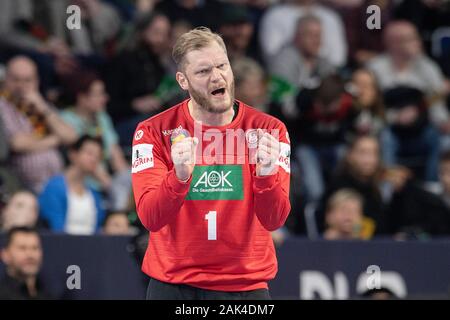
[131,99,291,291]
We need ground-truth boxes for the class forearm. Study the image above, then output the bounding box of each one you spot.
[136,170,191,232]
[253,172,291,231]
[44,111,78,145]
[11,134,59,153]
[93,166,112,190]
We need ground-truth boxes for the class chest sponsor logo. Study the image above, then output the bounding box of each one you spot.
[187,165,243,200]
[131,144,154,173]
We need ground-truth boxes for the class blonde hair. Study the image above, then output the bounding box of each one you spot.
[172,27,227,71]
[326,188,363,213]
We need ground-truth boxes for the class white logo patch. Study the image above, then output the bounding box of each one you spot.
[134,130,144,141]
[246,129,258,149]
[276,142,291,173]
[131,144,154,173]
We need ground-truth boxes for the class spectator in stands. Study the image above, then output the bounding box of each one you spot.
[61,72,130,210]
[380,86,440,181]
[293,74,353,203]
[0,0,123,94]
[366,21,450,132]
[217,3,260,64]
[268,15,335,90]
[233,57,269,113]
[347,68,385,138]
[38,136,105,235]
[323,188,368,240]
[260,0,348,67]
[63,0,122,57]
[394,0,450,56]
[0,227,52,299]
[0,191,39,232]
[367,20,446,95]
[388,151,450,237]
[105,12,172,150]
[0,56,77,193]
[321,135,389,235]
[103,211,134,236]
[0,0,121,57]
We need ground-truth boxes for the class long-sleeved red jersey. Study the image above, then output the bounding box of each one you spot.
[131,99,291,291]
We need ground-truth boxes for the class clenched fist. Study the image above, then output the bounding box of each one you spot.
[256,129,280,176]
[171,136,199,182]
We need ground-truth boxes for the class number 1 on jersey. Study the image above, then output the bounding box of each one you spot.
[205,211,217,240]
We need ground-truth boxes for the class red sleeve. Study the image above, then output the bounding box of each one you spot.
[131,123,191,232]
[253,122,291,231]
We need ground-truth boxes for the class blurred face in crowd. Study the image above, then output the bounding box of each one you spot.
[5,57,39,99]
[347,137,380,179]
[1,192,38,231]
[103,213,131,235]
[142,15,171,55]
[235,72,267,110]
[439,160,450,193]
[78,80,109,114]
[177,41,235,114]
[295,19,322,58]
[171,21,192,52]
[70,141,103,175]
[220,22,254,53]
[1,232,42,279]
[384,22,422,61]
[352,69,378,108]
[326,198,363,238]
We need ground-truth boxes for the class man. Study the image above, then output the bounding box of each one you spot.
[0,56,77,193]
[233,57,269,113]
[0,227,52,299]
[260,0,347,67]
[217,3,258,63]
[366,20,450,136]
[268,15,335,90]
[132,27,291,300]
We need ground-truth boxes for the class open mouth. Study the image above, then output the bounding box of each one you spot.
[211,88,226,96]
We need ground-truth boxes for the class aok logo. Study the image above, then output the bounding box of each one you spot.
[187,165,243,200]
[194,170,232,188]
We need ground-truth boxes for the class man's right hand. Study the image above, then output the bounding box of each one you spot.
[171,137,199,182]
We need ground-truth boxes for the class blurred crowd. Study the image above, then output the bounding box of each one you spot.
[0,0,450,247]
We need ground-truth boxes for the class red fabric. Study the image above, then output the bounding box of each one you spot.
[131,99,291,291]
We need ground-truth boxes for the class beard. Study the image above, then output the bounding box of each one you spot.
[188,79,235,114]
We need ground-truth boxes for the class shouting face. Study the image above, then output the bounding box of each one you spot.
[177,41,235,114]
